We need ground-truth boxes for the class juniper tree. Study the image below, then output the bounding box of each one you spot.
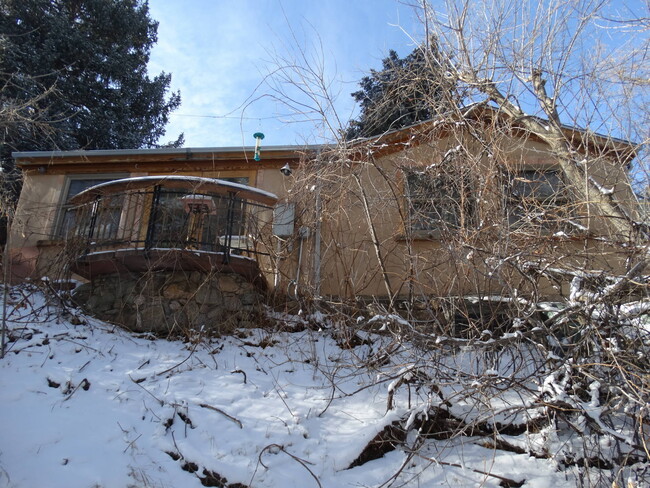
[346,38,458,139]
[0,0,182,167]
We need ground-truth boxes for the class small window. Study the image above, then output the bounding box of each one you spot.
[511,170,563,200]
[507,169,576,233]
[405,167,473,234]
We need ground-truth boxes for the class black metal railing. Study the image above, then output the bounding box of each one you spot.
[62,184,275,263]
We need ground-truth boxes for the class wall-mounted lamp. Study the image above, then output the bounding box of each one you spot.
[280,163,292,176]
[253,132,265,161]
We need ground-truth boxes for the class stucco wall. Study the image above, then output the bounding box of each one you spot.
[11,173,65,248]
[280,134,640,301]
[8,174,66,280]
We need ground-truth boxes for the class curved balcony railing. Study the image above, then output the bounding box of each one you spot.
[61,176,278,268]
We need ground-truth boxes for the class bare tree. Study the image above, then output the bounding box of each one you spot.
[430,0,646,235]
[1,75,66,357]
[257,1,649,485]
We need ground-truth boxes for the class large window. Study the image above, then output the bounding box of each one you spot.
[507,169,575,233]
[149,177,251,251]
[55,175,127,239]
[405,168,473,234]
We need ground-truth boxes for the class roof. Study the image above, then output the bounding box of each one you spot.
[12,144,323,161]
[12,106,637,168]
[346,104,638,165]
[12,145,321,168]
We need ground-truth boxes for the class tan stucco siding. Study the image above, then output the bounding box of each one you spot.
[285,134,641,300]
[11,174,66,248]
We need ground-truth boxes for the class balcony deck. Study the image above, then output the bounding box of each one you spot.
[63,176,278,290]
[70,248,268,289]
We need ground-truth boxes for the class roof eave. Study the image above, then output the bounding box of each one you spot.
[13,144,325,166]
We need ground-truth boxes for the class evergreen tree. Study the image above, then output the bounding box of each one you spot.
[346,39,457,139]
[0,0,182,167]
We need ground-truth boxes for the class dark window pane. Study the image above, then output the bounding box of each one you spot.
[508,170,575,232]
[406,170,468,232]
[512,170,562,200]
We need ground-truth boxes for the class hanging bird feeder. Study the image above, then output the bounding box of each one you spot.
[253,132,265,161]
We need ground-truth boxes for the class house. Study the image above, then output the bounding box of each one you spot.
[7,112,641,332]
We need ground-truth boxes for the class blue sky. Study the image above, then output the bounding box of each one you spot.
[147,0,426,148]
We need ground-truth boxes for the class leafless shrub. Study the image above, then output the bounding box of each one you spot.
[258,0,649,485]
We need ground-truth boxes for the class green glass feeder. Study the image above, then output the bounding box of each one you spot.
[253,132,265,161]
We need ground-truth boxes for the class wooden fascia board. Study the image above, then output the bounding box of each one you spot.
[22,160,291,175]
[16,151,304,175]
[15,148,303,165]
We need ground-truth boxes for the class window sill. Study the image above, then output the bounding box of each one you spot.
[37,238,65,247]
[507,227,590,240]
[395,229,446,241]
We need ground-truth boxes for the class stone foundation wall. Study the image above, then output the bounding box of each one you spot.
[73,270,264,335]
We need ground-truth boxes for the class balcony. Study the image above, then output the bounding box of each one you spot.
[61,176,278,288]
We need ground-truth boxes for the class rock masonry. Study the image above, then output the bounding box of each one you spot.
[73,270,263,335]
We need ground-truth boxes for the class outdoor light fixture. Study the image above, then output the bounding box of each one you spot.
[253,132,265,161]
[280,163,292,176]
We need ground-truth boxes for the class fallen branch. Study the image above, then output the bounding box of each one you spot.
[412,451,525,487]
[123,434,142,453]
[62,378,91,402]
[199,403,243,429]
[155,340,200,377]
[129,375,164,406]
[231,369,247,384]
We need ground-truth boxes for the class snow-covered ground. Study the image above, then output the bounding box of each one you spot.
[0,286,640,487]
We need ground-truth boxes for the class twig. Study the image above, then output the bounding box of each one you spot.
[59,337,100,353]
[129,375,164,406]
[386,376,406,412]
[231,369,247,384]
[199,403,243,429]
[170,431,183,459]
[258,444,321,488]
[412,451,524,487]
[62,378,90,402]
[137,359,150,370]
[1,283,8,360]
[1,210,13,360]
[377,439,421,488]
[155,340,200,377]
[123,433,142,453]
[318,374,337,417]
